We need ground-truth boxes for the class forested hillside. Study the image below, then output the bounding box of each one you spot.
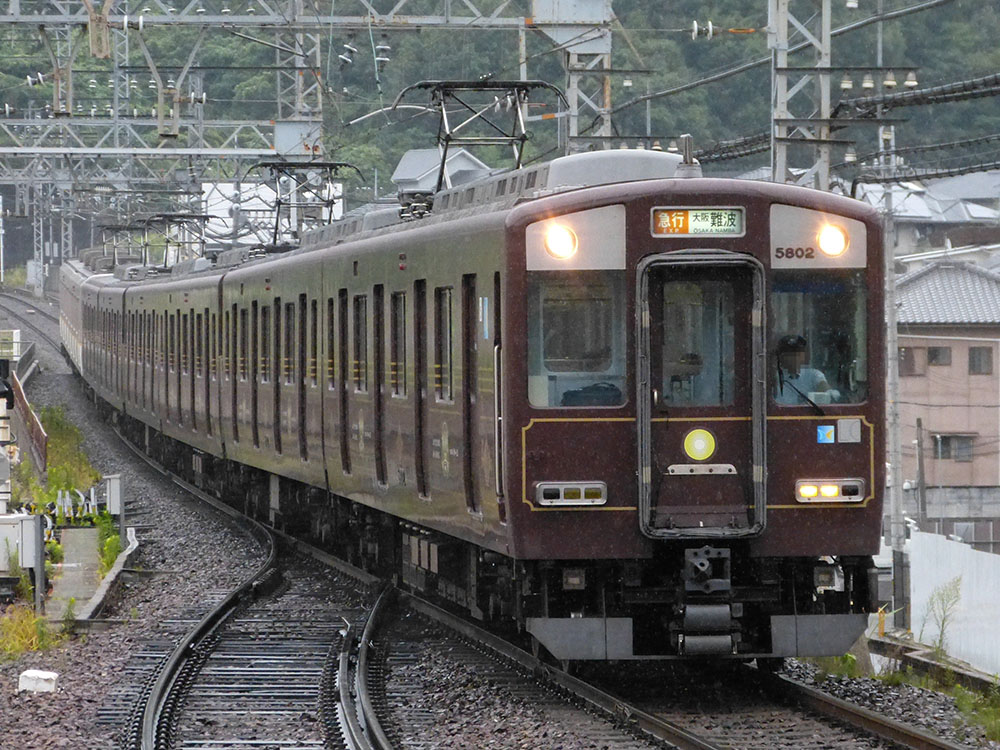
[0,0,997,191]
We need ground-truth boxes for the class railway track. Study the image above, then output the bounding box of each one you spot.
[111,447,974,750]
[0,290,62,350]
[399,595,974,750]
[113,435,390,750]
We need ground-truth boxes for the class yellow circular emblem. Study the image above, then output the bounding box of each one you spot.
[683,429,716,462]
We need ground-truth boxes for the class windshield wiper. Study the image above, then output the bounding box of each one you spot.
[778,367,826,415]
[783,379,826,415]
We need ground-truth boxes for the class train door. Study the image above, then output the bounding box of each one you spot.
[635,252,766,539]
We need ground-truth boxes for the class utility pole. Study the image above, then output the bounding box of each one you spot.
[916,417,927,525]
[877,0,907,632]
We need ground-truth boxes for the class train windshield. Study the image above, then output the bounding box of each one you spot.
[527,271,626,407]
[771,270,868,405]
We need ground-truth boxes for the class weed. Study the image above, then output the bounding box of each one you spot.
[809,652,862,681]
[45,540,64,564]
[60,597,76,634]
[919,576,962,653]
[0,604,58,658]
[98,533,121,578]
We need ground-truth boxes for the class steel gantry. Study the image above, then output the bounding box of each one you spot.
[0,0,614,280]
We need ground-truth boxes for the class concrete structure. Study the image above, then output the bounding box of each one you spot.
[18,669,59,693]
[896,260,1000,552]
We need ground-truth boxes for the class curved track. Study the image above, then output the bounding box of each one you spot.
[0,291,61,350]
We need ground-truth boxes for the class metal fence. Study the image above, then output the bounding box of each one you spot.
[909,531,1000,675]
[11,371,47,472]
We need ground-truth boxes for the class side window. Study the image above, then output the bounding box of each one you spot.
[390,292,407,397]
[261,306,271,382]
[969,346,993,375]
[239,308,249,381]
[434,287,453,401]
[353,295,368,392]
[284,302,295,385]
[310,299,318,387]
[327,298,336,390]
[899,347,926,377]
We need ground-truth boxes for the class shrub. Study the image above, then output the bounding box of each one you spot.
[0,604,58,658]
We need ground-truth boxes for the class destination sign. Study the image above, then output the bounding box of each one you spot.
[651,207,745,237]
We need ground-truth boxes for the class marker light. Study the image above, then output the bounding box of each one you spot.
[544,224,578,260]
[683,429,716,462]
[820,484,840,498]
[798,484,819,499]
[817,224,849,257]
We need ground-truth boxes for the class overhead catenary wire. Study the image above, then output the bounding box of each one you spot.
[606,0,958,118]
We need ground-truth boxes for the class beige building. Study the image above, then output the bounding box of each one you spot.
[897,261,1000,553]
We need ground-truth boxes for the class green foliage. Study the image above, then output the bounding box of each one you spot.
[60,597,77,634]
[0,604,59,659]
[877,667,1000,742]
[810,652,862,682]
[4,544,33,602]
[1,266,28,289]
[96,512,122,577]
[45,540,64,565]
[98,533,122,578]
[41,406,101,493]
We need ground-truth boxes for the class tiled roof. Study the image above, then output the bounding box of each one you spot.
[898,260,1000,324]
[856,183,999,224]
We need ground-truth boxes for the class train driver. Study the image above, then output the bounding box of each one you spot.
[775,334,832,405]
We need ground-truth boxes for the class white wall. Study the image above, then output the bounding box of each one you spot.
[910,531,1000,675]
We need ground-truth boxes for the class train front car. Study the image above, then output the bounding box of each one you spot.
[504,173,884,661]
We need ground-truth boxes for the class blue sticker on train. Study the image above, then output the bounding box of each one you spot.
[817,425,835,444]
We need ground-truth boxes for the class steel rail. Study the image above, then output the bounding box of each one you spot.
[356,588,395,750]
[338,587,396,750]
[115,437,280,750]
[0,290,60,323]
[399,592,727,750]
[0,294,62,351]
[758,671,970,750]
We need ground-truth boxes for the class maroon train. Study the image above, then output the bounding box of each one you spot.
[61,148,885,661]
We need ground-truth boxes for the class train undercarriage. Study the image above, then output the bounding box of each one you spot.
[106,401,875,663]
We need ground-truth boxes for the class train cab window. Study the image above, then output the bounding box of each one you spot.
[527,271,626,408]
[657,278,736,407]
[771,270,868,405]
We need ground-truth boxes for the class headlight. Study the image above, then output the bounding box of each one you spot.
[817,224,849,257]
[543,224,578,259]
[796,479,865,502]
[683,428,716,461]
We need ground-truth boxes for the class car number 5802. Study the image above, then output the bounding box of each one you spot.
[774,246,815,259]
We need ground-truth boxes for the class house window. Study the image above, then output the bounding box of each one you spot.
[969,346,993,375]
[927,346,951,366]
[898,346,926,376]
[934,434,973,462]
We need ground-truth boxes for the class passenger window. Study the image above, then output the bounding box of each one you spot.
[390,292,407,397]
[434,287,453,401]
[354,295,368,392]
